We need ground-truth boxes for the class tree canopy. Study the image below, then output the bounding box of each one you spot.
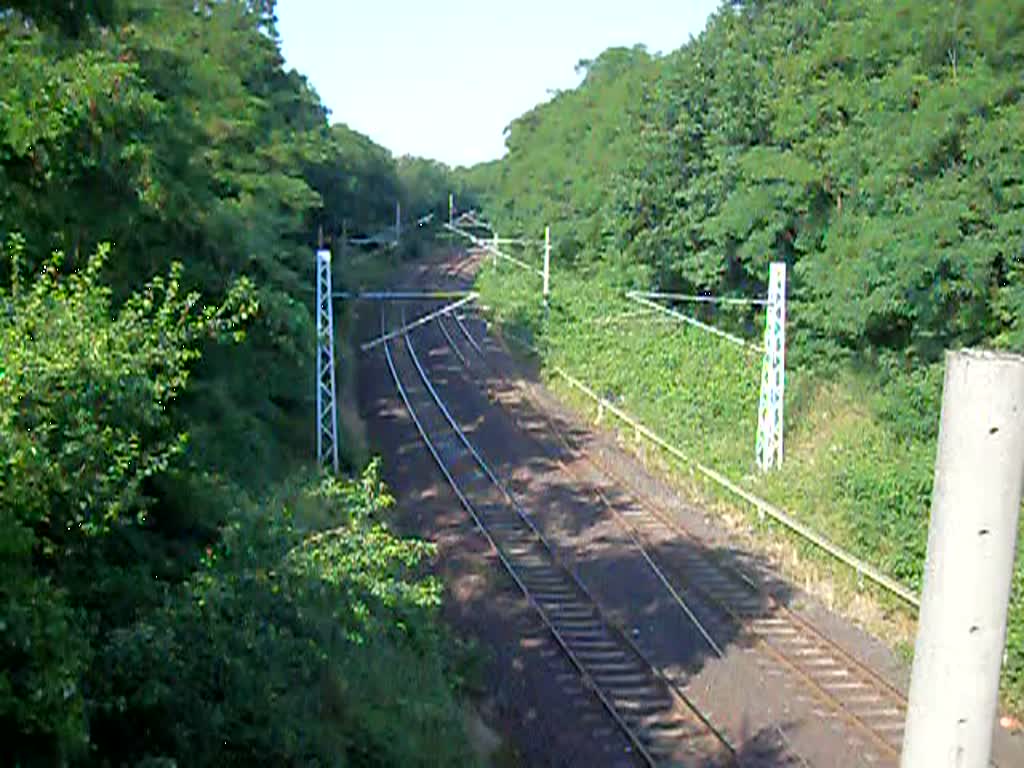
[0,1,466,764]
[461,0,1024,365]
[460,0,1024,714]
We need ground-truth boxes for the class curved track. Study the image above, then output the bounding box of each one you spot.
[431,305,909,767]
[382,300,738,767]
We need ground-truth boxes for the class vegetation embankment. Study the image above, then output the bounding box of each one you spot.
[462,0,1024,714]
[1,2,476,765]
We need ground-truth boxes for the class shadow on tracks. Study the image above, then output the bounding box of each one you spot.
[406,319,814,762]
[353,280,812,767]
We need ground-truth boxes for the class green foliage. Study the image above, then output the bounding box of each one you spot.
[479,253,1024,712]
[397,155,453,224]
[315,124,402,239]
[88,466,473,768]
[1,1,118,36]
[1,239,251,542]
[0,239,474,764]
[0,1,471,762]
[0,238,248,763]
[1007,520,1024,714]
[469,0,1024,710]
[468,0,1024,360]
[0,0,454,488]
[459,46,655,261]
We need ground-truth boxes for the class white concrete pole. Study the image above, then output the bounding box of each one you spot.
[543,225,551,301]
[448,193,453,227]
[901,349,1024,768]
[395,200,401,243]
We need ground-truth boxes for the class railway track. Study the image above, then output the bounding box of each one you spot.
[431,306,910,767]
[381,302,738,767]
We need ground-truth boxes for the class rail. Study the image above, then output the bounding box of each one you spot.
[498,328,922,610]
[444,311,905,763]
[384,306,736,766]
[385,311,655,765]
[438,313,725,658]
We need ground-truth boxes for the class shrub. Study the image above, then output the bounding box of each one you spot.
[0,239,251,763]
[88,467,474,768]
[0,239,473,765]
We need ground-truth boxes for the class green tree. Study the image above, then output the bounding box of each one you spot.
[0,237,251,763]
[0,1,477,762]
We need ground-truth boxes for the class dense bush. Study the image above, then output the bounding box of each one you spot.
[0,243,474,765]
[463,0,1024,713]
[0,0,457,490]
[0,1,468,763]
[88,467,473,768]
[0,239,247,762]
[463,0,1024,361]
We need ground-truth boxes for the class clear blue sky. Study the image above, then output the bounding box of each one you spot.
[276,1,720,168]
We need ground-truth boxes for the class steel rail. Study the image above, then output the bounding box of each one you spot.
[380,312,657,767]
[403,307,735,724]
[448,313,921,765]
[495,329,922,610]
[437,312,727,660]
[443,312,905,762]
[434,314,469,369]
[451,309,485,357]
[443,312,820,765]
[546,407,908,760]
[395,254,900,765]
[390,305,738,766]
[386,309,667,766]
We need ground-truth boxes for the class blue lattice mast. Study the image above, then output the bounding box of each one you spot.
[316,246,339,473]
[756,262,786,472]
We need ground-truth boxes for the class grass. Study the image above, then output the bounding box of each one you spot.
[477,257,1024,716]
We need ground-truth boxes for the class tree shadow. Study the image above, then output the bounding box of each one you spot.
[354,269,887,768]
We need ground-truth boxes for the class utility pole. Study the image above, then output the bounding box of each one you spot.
[395,200,401,244]
[448,193,454,227]
[901,350,1024,768]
